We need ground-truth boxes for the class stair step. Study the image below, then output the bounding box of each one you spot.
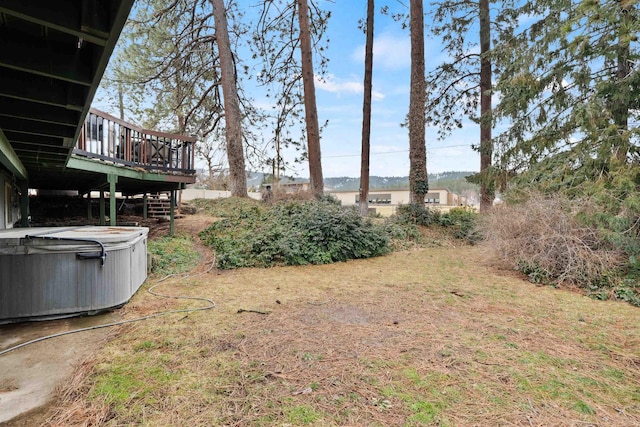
[146,192,173,218]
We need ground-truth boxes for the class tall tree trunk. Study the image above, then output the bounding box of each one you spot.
[409,0,427,205]
[297,0,324,198]
[276,128,281,182]
[613,1,631,163]
[118,82,124,120]
[359,0,374,217]
[479,0,493,212]
[211,0,248,197]
[174,52,186,134]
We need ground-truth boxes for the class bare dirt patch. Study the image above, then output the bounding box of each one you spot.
[147,213,217,239]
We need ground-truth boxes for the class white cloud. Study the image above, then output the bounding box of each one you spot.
[315,74,384,101]
[351,32,411,71]
[315,74,361,93]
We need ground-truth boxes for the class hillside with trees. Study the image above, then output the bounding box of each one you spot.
[324,171,479,194]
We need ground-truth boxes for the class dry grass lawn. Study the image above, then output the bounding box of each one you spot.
[42,215,640,426]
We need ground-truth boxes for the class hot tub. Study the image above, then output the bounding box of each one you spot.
[0,226,148,323]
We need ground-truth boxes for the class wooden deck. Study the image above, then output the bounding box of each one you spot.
[74,108,196,176]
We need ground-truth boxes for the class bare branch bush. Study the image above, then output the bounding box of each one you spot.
[270,186,315,202]
[480,191,624,286]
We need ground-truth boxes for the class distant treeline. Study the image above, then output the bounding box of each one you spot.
[324,171,479,194]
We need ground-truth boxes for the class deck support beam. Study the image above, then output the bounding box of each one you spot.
[99,191,105,225]
[169,190,175,236]
[143,193,148,219]
[108,174,117,226]
[86,192,92,220]
[0,129,28,181]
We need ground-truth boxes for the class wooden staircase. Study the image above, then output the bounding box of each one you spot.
[146,193,172,219]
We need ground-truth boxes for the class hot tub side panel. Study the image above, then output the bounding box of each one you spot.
[129,236,148,295]
[79,247,133,312]
[1,252,92,319]
[0,228,149,322]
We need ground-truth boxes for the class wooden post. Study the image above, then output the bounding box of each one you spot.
[169,190,175,237]
[108,174,118,226]
[99,192,106,225]
[86,192,92,220]
[143,193,148,219]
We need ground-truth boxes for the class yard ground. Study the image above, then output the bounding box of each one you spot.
[3,214,639,426]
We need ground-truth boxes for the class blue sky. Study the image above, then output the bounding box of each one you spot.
[94,0,482,178]
[298,0,481,178]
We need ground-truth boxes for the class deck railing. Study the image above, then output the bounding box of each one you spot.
[74,108,196,175]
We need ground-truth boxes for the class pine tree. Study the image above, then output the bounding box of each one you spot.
[253,0,330,197]
[211,0,248,197]
[426,0,518,211]
[99,0,257,196]
[493,0,640,273]
[478,0,493,211]
[359,0,375,216]
[297,0,324,197]
[101,0,225,136]
[409,0,428,205]
[494,0,640,177]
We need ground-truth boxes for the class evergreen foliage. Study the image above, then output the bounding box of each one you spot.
[379,220,422,250]
[199,199,390,269]
[493,0,640,174]
[476,0,640,287]
[394,203,439,226]
[438,208,482,244]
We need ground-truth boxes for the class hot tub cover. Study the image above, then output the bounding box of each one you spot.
[0,226,148,255]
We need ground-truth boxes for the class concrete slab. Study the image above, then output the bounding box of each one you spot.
[0,312,118,424]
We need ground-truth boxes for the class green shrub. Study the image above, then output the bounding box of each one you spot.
[380,220,422,250]
[394,203,439,226]
[318,194,342,205]
[614,281,640,307]
[199,199,391,269]
[438,207,481,243]
[392,204,479,244]
[516,259,552,285]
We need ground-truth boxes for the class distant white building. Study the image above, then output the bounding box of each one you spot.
[326,188,469,216]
